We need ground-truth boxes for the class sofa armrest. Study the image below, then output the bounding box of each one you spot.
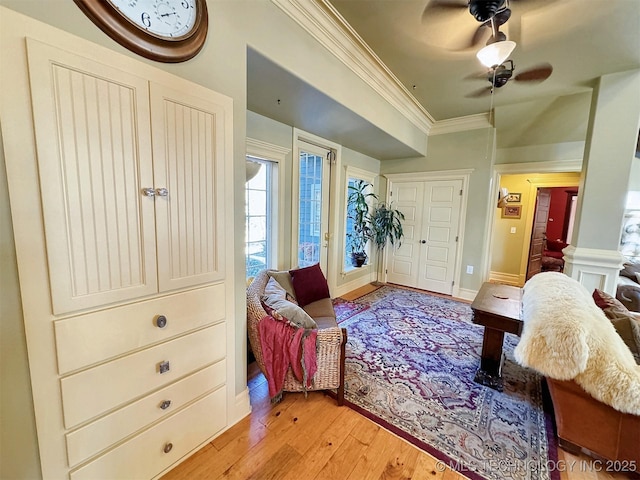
[616,284,640,312]
[546,378,640,468]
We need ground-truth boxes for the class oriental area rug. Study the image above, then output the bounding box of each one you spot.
[334,285,558,480]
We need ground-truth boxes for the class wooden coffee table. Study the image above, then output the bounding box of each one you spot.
[471,282,523,392]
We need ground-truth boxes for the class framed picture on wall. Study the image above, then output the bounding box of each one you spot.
[502,205,521,219]
[506,193,521,203]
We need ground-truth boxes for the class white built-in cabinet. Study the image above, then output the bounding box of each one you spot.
[29,40,226,314]
[1,17,236,480]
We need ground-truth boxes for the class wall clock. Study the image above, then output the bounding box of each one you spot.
[74,0,208,63]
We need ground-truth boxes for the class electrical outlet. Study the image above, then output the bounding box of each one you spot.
[466,265,473,274]
[510,227,517,234]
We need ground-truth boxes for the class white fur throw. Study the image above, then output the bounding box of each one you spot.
[514,272,640,415]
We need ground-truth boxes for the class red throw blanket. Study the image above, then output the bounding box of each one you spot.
[258,315,318,402]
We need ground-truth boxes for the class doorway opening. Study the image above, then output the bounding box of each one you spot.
[526,186,579,280]
[487,168,581,287]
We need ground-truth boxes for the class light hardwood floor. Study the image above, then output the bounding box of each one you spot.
[162,284,634,480]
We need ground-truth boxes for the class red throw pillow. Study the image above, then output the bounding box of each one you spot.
[289,263,330,307]
[546,239,568,252]
[592,288,628,314]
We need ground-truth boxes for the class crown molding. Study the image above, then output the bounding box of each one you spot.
[272,0,435,134]
[246,137,291,161]
[429,113,492,135]
[494,159,583,174]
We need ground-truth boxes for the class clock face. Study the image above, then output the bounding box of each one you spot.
[74,0,208,62]
[107,0,198,39]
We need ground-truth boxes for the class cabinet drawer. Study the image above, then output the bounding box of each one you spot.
[65,361,225,467]
[54,283,225,374]
[70,387,227,480]
[60,324,225,428]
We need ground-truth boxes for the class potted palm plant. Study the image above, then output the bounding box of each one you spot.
[346,179,376,267]
[370,201,405,254]
[369,200,405,284]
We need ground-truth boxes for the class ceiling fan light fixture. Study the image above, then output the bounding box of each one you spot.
[476,40,516,68]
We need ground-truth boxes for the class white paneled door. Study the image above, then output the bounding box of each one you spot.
[417,180,462,293]
[386,179,463,295]
[385,182,424,287]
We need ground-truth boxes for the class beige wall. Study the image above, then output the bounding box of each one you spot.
[490,172,581,285]
[381,127,496,292]
[0,132,41,480]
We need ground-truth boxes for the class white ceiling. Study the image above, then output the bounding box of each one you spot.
[247,0,640,159]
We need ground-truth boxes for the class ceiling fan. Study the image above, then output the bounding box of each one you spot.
[421,0,553,51]
[466,61,553,97]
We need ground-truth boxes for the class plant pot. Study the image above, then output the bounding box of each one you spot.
[351,252,367,267]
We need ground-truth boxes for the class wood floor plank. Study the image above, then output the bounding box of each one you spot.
[210,408,267,452]
[410,454,446,480]
[212,393,333,480]
[313,433,370,480]
[278,407,363,480]
[245,444,301,480]
[349,412,382,445]
[379,439,421,479]
[285,397,346,456]
[346,426,406,480]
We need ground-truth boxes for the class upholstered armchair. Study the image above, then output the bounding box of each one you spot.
[246,268,347,405]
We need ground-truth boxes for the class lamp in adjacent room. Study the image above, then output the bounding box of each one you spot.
[497,187,509,208]
[246,159,262,182]
[476,40,516,68]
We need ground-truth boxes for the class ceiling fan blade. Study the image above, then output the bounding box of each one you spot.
[422,0,467,14]
[514,63,553,82]
[465,86,493,98]
[422,4,490,51]
[464,70,490,81]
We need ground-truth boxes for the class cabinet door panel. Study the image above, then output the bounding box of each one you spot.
[151,82,227,291]
[26,39,158,314]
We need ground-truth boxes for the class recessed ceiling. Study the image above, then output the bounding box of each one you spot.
[246,48,422,159]
[329,0,640,121]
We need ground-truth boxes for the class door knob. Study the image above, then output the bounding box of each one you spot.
[155,188,169,197]
[420,240,426,244]
[141,187,155,197]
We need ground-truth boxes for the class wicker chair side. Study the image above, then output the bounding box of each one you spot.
[246,270,271,378]
[247,269,345,395]
[282,326,344,392]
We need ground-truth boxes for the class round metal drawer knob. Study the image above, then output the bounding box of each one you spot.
[163,442,173,454]
[155,315,167,328]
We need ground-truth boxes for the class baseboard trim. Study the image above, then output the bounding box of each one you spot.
[488,271,522,286]
[455,288,477,302]
[230,387,251,423]
[334,271,376,297]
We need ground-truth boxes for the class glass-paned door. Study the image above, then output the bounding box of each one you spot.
[297,141,331,271]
